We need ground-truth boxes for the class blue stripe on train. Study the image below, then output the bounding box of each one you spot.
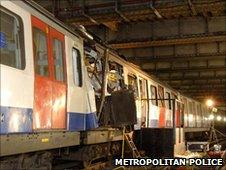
[86,112,98,130]
[0,106,98,134]
[0,106,33,134]
[149,119,159,128]
[67,112,98,131]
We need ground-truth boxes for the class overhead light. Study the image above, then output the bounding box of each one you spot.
[212,107,218,113]
[209,114,214,120]
[216,116,222,121]
[223,117,226,122]
[206,99,214,107]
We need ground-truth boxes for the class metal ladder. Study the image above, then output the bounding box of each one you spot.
[124,133,141,158]
[113,129,142,170]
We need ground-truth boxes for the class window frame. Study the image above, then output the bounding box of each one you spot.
[107,60,124,93]
[158,85,165,107]
[52,37,65,82]
[0,6,25,70]
[127,73,139,98]
[72,47,83,87]
[150,84,158,106]
[32,27,50,77]
[165,91,171,110]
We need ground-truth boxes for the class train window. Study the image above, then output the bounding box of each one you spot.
[33,27,49,76]
[53,38,65,81]
[150,85,158,106]
[171,93,178,108]
[183,98,188,114]
[139,79,143,98]
[139,79,148,99]
[128,74,138,98]
[197,104,201,116]
[0,7,25,69]
[72,48,82,87]
[158,85,165,107]
[192,102,197,116]
[107,61,124,93]
[165,92,171,109]
[188,101,192,114]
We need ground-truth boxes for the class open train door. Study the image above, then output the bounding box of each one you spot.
[32,16,67,130]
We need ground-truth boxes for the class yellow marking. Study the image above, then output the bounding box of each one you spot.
[46,27,49,34]
[108,73,117,82]
[41,138,49,143]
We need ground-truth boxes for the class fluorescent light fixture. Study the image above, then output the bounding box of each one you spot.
[206,99,214,107]
[209,114,214,120]
[216,116,222,121]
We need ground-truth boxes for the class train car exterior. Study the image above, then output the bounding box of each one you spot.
[90,44,213,156]
[1,0,224,168]
[94,44,212,130]
[0,0,98,157]
[0,3,124,169]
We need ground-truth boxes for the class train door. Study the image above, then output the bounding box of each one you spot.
[182,98,188,128]
[196,103,202,127]
[139,78,148,127]
[49,27,66,129]
[192,102,197,127]
[158,85,165,127]
[188,101,194,127]
[128,73,140,129]
[172,93,181,127]
[32,16,66,129]
[179,101,184,127]
[149,84,159,127]
[165,91,172,127]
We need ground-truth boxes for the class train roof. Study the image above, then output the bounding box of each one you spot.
[23,0,94,40]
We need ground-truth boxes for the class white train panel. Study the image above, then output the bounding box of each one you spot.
[0,1,34,134]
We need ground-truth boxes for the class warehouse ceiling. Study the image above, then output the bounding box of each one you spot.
[35,0,226,109]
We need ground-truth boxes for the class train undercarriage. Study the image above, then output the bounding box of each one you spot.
[0,128,123,170]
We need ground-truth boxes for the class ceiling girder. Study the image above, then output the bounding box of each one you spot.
[129,52,226,62]
[48,0,226,25]
[146,66,226,73]
[160,76,226,81]
[170,80,225,84]
[182,89,226,93]
[115,0,130,22]
[184,95,226,99]
[109,34,226,49]
[187,0,197,16]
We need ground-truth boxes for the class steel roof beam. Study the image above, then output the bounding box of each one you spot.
[187,0,197,16]
[109,34,226,49]
[129,52,226,62]
[176,88,226,92]
[115,0,130,22]
[146,66,226,73]
[169,81,225,86]
[160,75,226,81]
[149,1,162,19]
[50,0,226,25]
[169,80,225,84]
[81,0,99,25]
[184,93,226,97]
[173,84,225,88]
[183,88,226,93]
